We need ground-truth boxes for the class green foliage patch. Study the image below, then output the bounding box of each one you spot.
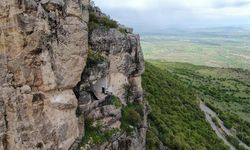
[156,61,250,146]
[80,118,119,147]
[89,12,118,32]
[111,95,123,108]
[121,102,144,134]
[86,48,106,68]
[142,61,229,150]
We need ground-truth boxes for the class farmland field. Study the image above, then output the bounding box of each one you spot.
[141,29,250,69]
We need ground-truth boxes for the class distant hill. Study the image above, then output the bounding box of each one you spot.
[141,26,250,37]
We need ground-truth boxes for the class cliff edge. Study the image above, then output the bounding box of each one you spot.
[0,1,146,150]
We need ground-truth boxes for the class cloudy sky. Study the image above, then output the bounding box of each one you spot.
[94,0,250,33]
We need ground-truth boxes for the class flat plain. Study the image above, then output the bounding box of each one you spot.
[141,28,250,69]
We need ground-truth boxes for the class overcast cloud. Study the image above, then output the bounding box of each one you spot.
[94,0,250,33]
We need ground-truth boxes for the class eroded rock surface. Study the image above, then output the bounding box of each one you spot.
[0,1,147,150]
[74,25,147,149]
[0,0,89,149]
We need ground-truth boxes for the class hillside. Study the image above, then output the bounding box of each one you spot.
[143,61,250,150]
[142,62,229,150]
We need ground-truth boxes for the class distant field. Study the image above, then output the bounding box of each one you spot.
[141,34,250,69]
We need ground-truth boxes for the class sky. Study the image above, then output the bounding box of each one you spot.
[94,0,250,33]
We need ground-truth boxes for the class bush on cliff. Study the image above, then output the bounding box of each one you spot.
[86,48,105,67]
[121,102,144,134]
[80,118,119,147]
[89,12,118,32]
[111,95,123,108]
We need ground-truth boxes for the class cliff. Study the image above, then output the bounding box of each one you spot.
[0,1,146,150]
[0,0,89,149]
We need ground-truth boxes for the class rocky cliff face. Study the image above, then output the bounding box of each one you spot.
[74,27,146,150]
[0,1,146,150]
[0,0,89,149]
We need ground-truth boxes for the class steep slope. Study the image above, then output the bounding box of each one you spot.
[0,0,89,149]
[0,1,146,150]
[142,62,229,150]
[72,6,147,150]
[159,62,250,149]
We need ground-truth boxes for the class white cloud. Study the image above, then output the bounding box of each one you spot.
[95,0,250,9]
[95,0,155,10]
[94,0,250,32]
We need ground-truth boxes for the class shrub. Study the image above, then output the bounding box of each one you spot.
[81,118,119,147]
[86,48,105,68]
[88,22,99,33]
[118,28,127,34]
[123,82,134,102]
[121,102,144,134]
[212,117,220,128]
[111,96,122,108]
[225,135,247,150]
[89,12,118,32]
[88,48,105,62]
[146,129,160,150]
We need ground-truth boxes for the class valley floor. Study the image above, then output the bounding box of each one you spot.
[142,35,250,70]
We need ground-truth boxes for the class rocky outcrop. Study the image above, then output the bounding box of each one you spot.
[0,1,146,150]
[0,0,89,149]
[74,25,146,149]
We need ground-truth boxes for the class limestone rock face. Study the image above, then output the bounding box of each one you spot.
[85,28,144,103]
[0,1,147,150]
[90,29,144,77]
[0,0,89,149]
[75,26,146,150]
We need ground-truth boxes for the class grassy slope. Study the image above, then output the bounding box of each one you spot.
[142,62,229,150]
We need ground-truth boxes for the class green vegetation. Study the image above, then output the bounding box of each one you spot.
[88,8,132,34]
[148,61,250,147]
[89,11,118,32]
[121,102,144,134]
[212,117,220,128]
[111,95,123,108]
[86,48,105,67]
[143,62,229,150]
[80,118,119,147]
[225,135,247,150]
[118,28,127,34]
[123,82,134,102]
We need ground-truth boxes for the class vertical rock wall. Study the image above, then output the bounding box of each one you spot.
[75,27,147,150]
[0,0,89,149]
[0,1,147,150]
